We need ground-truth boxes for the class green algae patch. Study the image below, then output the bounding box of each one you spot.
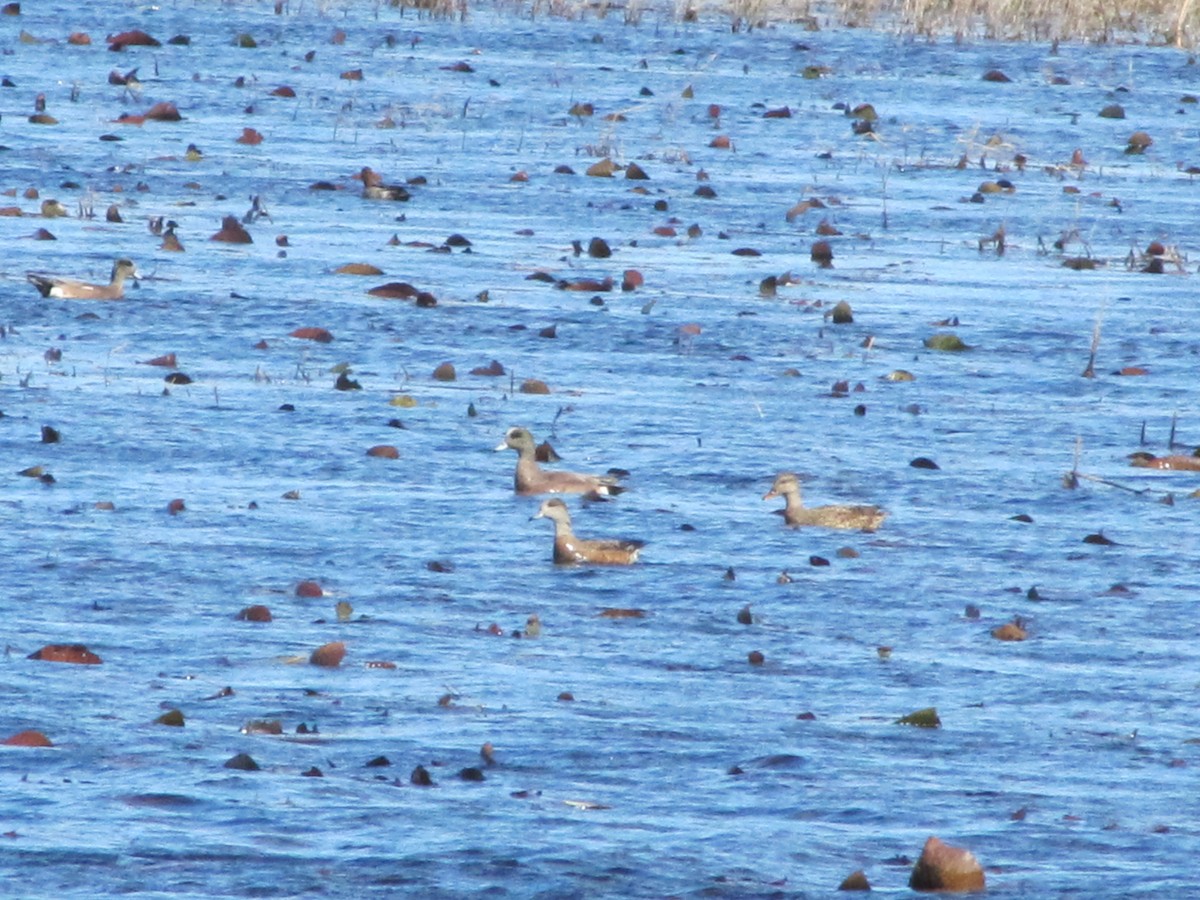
[896,707,942,728]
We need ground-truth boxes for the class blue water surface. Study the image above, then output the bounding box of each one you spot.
[2,2,1199,896]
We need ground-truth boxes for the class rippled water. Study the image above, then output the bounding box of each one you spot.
[3,2,1200,896]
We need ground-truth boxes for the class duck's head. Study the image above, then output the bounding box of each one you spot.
[113,258,140,281]
[533,497,571,524]
[496,426,536,453]
[763,471,800,500]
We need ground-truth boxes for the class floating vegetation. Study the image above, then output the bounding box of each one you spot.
[896,707,942,728]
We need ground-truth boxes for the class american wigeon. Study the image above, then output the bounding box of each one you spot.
[763,471,886,532]
[496,426,625,496]
[533,498,644,565]
[160,222,184,252]
[27,258,139,300]
[359,167,410,201]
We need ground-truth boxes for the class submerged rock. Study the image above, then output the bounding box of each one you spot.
[837,869,871,891]
[309,641,346,667]
[909,836,985,892]
[223,753,260,771]
[28,644,102,665]
[2,729,53,747]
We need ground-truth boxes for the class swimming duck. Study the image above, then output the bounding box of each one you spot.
[27,258,139,300]
[160,222,184,252]
[496,426,625,496]
[763,471,886,532]
[533,498,643,565]
[359,167,410,201]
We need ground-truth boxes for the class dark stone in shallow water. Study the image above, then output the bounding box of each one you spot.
[122,793,198,808]
[410,764,433,786]
[224,753,259,771]
[838,869,871,891]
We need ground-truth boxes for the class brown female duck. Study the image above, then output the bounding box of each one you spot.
[533,498,643,565]
[496,427,625,496]
[27,258,138,300]
[763,471,886,532]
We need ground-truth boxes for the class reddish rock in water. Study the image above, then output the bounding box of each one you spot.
[289,326,333,343]
[2,730,53,747]
[837,869,870,891]
[811,240,834,267]
[236,605,273,622]
[143,101,182,121]
[108,29,161,50]
[909,836,985,892]
[310,641,346,667]
[28,644,102,665]
[211,215,252,243]
[992,621,1028,641]
[295,581,323,598]
[367,281,418,299]
[366,445,400,459]
[470,360,505,377]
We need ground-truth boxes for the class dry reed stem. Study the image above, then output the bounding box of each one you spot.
[484,0,1200,45]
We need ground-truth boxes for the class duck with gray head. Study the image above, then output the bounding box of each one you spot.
[496,426,626,496]
[763,471,886,532]
[533,498,644,565]
[27,258,139,300]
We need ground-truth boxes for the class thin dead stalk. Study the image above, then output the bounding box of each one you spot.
[1081,305,1103,378]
